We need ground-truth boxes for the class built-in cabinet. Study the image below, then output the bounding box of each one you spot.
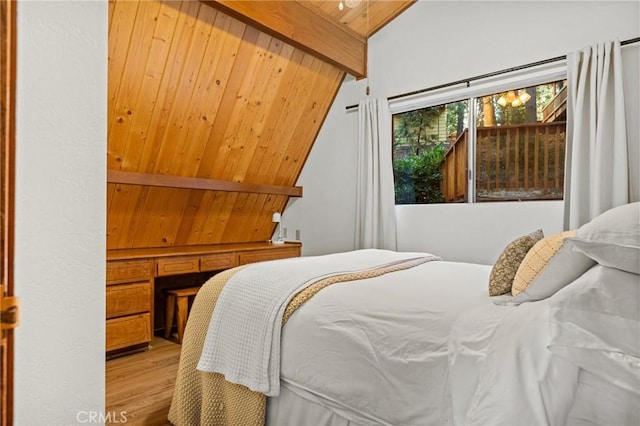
[106,259,153,352]
[105,242,301,353]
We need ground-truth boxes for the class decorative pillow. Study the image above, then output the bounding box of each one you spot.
[567,202,640,274]
[511,231,595,303]
[488,229,544,296]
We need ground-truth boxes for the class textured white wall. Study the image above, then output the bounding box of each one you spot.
[15,1,107,424]
[291,0,640,264]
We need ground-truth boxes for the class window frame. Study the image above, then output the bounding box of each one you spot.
[389,62,567,204]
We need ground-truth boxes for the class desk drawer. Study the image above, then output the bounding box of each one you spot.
[106,282,151,319]
[157,256,200,277]
[238,246,300,265]
[200,252,236,272]
[106,313,151,352]
[107,259,153,284]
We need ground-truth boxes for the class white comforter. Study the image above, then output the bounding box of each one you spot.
[279,260,493,425]
[198,249,438,396]
[276,260,640,426]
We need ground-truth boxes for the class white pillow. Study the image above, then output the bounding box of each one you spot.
[567,202,640,274]
[548,265,640,396]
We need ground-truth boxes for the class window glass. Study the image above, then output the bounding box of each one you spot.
[392,80,566,204]
[475,81,566,201]
[392,100,469,204]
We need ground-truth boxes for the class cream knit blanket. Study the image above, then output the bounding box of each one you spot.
[196,249,437,396]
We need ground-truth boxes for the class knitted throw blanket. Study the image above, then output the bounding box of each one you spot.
[168,251,439,426]
[197,249,437,397]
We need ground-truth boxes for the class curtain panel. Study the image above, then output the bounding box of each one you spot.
[354,98,397,250]
[564,39,629,230]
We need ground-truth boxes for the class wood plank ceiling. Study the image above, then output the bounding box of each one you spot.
[107,0,414,250]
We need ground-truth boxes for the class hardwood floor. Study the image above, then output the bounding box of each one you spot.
[106,337,181,426]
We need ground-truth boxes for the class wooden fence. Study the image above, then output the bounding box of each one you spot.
[440,131,468,202]
[440,122,566,202]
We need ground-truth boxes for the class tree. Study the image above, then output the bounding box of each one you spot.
[482,96,495,126]
[445,101,468,138]
[393,107,442,156]
[524,87,537,122]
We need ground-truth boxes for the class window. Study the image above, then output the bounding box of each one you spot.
[392,80,567,204]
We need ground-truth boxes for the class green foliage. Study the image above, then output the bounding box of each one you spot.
[393,106,444,151]
[496,104,529,124]
[393,143,447,204]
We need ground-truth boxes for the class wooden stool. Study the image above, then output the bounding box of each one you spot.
[164,286,201,344]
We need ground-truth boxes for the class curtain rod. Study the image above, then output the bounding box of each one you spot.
[345,36,640,111]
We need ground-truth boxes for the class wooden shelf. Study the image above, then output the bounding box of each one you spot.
[107,170,302,197]
[107,241,302,261]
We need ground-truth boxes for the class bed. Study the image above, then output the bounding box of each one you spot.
[168,202,639,426]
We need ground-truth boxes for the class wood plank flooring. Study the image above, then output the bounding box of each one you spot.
[106,337,181,426]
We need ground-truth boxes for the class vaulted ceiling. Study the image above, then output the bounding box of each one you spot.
[203,0,415,77]
[306,0,415,36]
[107,0,414,250]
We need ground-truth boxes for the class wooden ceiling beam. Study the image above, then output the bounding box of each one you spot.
[202,0,366,78]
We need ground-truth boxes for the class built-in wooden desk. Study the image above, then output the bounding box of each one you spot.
[106,242,301,354]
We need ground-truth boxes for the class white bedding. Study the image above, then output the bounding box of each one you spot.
[467,265,640,426]
[277,260,495,425]
[462,298,580,426]
[197,249,437,396]
[268,260,640,426]
[549,265,640,425]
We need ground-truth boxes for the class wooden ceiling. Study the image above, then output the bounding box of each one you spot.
[107,0,414,250]
[305,0,416,37]
[203,0,415,77]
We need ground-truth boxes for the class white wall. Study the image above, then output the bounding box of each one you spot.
[395,201,564,264]
[15,1,107,424]
[291,0,640,264]
[281,76,364,256]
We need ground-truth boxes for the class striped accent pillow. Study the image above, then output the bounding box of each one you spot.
[512,231,595,301]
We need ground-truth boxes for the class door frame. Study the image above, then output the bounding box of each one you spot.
[1,0,17,424]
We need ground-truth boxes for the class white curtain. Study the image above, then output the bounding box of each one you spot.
[564,39,629,230]
[354,98,397,250]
